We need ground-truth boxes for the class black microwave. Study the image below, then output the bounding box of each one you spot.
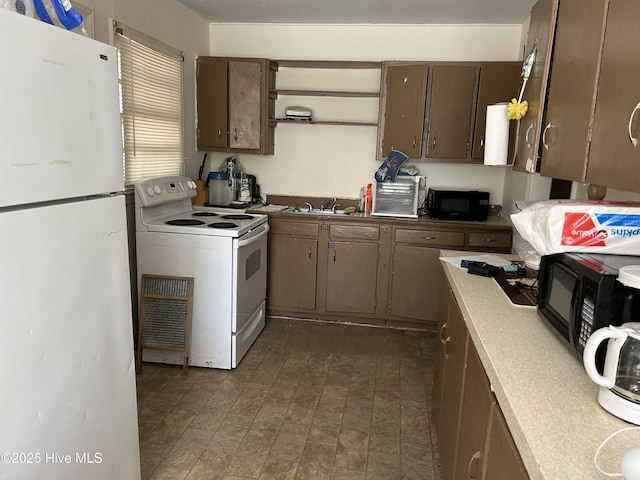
[426,188,489,221]
[537,252,640,363]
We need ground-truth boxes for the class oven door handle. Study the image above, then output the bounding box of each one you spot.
[237,223,270,248]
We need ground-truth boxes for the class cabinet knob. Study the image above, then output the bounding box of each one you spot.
[628,101,640,147]
[483,238,497,243]
[217,128,222,138]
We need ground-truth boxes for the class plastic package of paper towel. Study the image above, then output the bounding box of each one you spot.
[510,200,640,256]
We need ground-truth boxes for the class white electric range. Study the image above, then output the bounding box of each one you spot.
[134,175,269,369]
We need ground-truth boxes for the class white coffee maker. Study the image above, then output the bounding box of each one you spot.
[584,266,640,425]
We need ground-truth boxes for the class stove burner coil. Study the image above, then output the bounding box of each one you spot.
[222,214,254,220]
[192,211,219,217]
[208,222,238,229]
[166,219,205,226]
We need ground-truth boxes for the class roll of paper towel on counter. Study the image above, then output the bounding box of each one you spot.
[484,103,509,166]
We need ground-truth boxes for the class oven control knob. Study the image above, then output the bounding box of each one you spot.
[146,186,155,197]
[153,185,162,195]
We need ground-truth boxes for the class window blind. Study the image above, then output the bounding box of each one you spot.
[113,22,184,185]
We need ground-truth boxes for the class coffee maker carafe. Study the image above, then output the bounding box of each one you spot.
[583,265,640,424]
[584,323,640,424]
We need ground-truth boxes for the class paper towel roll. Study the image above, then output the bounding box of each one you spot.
[484,103,509,166]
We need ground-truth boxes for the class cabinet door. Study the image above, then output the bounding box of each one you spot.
[512,0,559,173]
[483,404,529,480]
[455,342,494,480]
[389,244,442,323]
[228,60,263,150]
[426,65,477,159]
[380,63,428,158]
[437,291,469,480]
[325,241,378,314]
[268,235,318,310]
[539,0,607,182]
[587,0,640,192]
[432,278,450,427]
[472,63,522,160]
[196,57,228,150]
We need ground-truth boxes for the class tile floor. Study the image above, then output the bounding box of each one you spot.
[136,318,442,480]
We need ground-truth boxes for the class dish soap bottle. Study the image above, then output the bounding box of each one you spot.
[365,183,373,215]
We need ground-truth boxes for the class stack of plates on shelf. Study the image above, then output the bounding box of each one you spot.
[285,106,312,121]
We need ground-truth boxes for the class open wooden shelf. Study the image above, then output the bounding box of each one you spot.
[272,89,380,98]
[272,118,378,127]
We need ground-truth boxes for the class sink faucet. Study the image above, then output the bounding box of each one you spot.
[304,202,313,212]
[320,197,337,211]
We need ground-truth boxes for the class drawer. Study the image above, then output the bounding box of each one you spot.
[269,220,319,237]
[395,228,465,247]
[468,232,512,249]
[330,224,379,241]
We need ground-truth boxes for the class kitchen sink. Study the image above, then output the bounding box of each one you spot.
[286,207,351,216]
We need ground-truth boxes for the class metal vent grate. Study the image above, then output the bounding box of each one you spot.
[136,274,194,377]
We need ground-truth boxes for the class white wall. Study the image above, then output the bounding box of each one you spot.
[207,23,525,204]
[75,0,210,176]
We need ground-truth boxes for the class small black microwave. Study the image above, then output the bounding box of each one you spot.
[426,188,489,221]
[537,252,640,364]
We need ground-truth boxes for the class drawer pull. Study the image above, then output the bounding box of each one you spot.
[468,451,481,479]
[542,122,553,150]
[439,323,448,344]
[484,238,497,243]
[628,101,640,147]
[423,236,437,241]
[525,123,534,148]
[442,336,451,359]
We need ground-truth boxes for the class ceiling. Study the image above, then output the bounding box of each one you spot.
[176,0,537,25]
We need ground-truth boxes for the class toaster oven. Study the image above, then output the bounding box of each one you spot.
[372,176,425,219]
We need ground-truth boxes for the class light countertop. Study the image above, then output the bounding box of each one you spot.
[440,250,639,479]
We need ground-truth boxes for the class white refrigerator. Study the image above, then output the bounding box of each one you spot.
[0,9,140,480]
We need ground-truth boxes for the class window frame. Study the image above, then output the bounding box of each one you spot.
[112,20,185,186]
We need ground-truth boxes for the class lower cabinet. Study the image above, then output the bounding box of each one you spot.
[325,223,381,315]
[433,285,469,480]
[267,219,319,312]
[434,279,529,480]
[388,227,464,326]
[267,215,512,329]
[456,342,494,479]
[483,404,529,480]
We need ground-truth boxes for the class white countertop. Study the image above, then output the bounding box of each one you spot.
[440,250,639,479]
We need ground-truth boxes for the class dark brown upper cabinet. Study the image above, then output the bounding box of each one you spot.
[425,64,478,161]
[377,61,520,164]
[472,62,522,161]
[512,0,559,173]
[378,63,429,158]
[196,56,275,154]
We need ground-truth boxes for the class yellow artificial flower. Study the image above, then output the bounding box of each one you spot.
[506,98,528,120]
